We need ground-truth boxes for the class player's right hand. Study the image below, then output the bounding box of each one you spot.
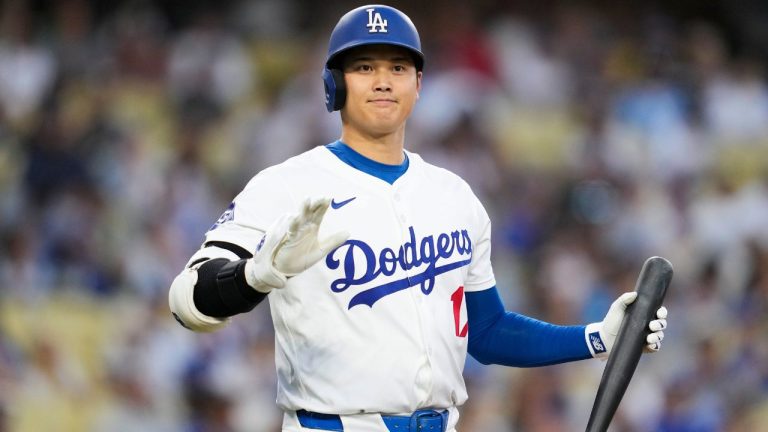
[245,197,349,293]
[273,197,350,276]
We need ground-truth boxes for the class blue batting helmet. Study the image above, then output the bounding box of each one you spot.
[322,5,424,112]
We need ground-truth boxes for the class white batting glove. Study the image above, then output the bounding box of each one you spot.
[245,197,349,293]
[585,292,668,360]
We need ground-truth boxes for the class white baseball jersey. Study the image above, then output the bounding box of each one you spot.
[205,145,496,417]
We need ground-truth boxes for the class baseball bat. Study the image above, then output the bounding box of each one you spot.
[585,256,673,432]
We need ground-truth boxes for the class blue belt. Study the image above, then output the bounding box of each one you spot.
[296,409,448,431]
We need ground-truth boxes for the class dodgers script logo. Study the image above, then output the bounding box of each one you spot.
[326,226,472,308]
[366,8,388,33]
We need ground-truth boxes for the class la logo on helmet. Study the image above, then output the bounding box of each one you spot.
[366,8,388,33]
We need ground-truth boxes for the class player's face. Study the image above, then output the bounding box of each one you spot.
[340,45,422,137]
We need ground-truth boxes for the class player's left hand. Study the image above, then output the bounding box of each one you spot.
[586,292,667,360]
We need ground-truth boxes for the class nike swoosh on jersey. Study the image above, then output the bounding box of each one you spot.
[331,197,356,209]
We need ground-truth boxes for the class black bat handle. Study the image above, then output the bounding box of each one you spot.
[585,256,673,432]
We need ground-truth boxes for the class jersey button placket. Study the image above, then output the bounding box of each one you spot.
[391,187,435,405]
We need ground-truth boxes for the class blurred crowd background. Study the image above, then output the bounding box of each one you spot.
[1,0,767,430]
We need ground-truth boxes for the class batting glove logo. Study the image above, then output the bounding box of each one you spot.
[589,332,606,354]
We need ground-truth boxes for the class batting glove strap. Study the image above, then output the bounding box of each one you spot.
[585,322,609,359]
[245,256,287,293]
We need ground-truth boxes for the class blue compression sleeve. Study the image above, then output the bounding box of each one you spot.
[466,286,592,367]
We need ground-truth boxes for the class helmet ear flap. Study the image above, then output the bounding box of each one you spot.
[323,68,346,112]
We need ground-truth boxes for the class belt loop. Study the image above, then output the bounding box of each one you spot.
[408,409,446,431]
[296,410,344,431]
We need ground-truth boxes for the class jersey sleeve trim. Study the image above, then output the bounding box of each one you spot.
[463,217,496,292]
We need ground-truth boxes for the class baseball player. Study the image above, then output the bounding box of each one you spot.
[169,5,668,432]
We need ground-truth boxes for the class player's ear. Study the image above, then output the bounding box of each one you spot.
[416,71,422,97]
